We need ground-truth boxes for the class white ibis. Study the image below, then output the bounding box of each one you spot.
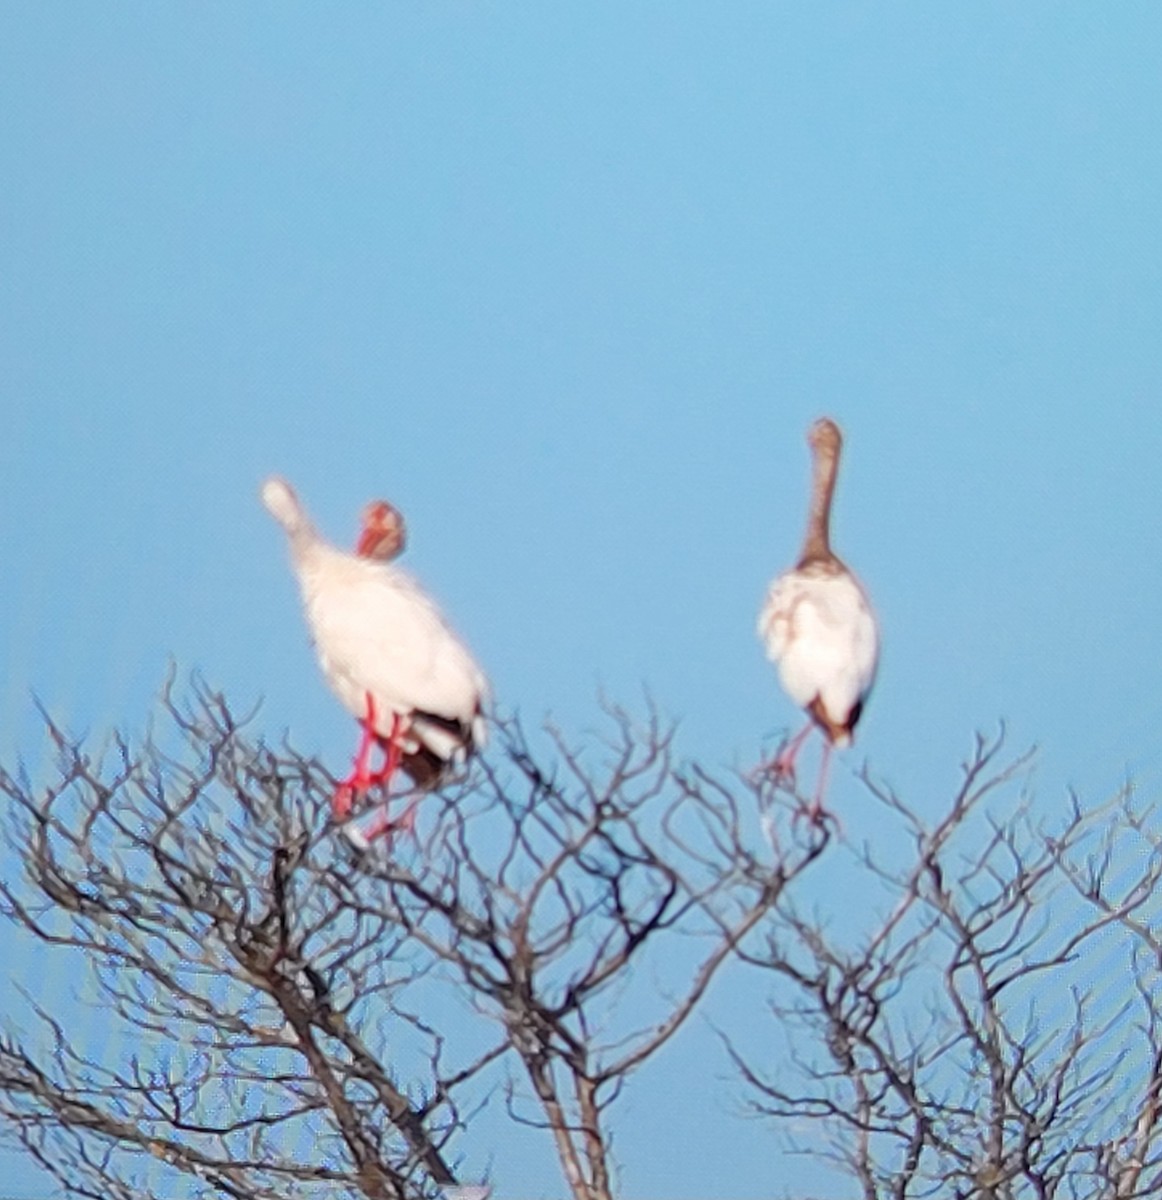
[261,477,488,844]
[756,418,879,820]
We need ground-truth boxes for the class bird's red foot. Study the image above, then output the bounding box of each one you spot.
[753,723,813,788]
[332,783,358,821]
[332,763,378,820]
[790,799,841,835]
[748,756,782,787]
[749,750,798,788]
[344,797,420,853]
[790,798,823,827]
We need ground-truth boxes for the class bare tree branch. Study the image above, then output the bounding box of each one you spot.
[3,685,1158,1200]
[728,732,1162,1198]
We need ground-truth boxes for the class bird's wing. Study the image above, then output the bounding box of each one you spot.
[308,568,487,734]
[758,570,811,665]
[848,585,879,694]
[759,568,879,720]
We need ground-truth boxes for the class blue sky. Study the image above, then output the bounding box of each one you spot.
[2,4,1161,1197]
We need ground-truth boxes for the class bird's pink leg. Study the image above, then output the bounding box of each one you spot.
[769,721,814,782]
[804,740,834,826]
[333,693,380,820]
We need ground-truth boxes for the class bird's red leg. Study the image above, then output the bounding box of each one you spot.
[332,693,379,820]
[353,693,380,781]
[365,712,404,789]
[346,715,421,850]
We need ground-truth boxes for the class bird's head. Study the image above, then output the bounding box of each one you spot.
[808,417,843,456]
[356,499,407,561]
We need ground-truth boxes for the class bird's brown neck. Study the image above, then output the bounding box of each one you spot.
[798,441,840,567]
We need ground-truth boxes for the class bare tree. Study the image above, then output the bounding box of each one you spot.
[0,681,828,1200]
[0,685,489,1200]
[3,683,1159,1200]
[728,731,1162,1200]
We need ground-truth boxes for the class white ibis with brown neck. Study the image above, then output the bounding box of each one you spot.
[261,478,488,844]
[757,418,879,820]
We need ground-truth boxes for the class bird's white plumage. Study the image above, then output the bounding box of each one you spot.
[758,562,877,745]
[262,476,487,764]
